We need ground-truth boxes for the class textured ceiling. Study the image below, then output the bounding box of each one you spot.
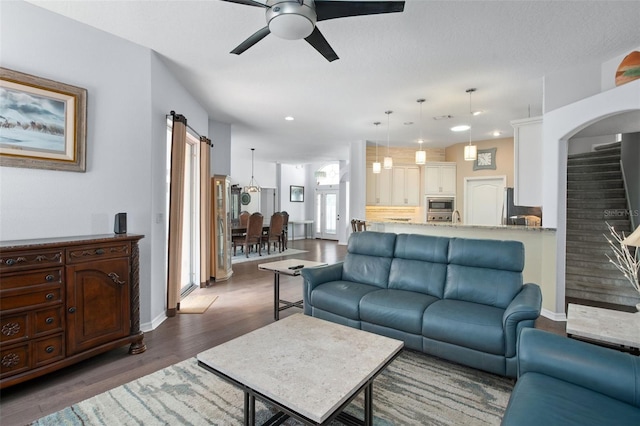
[27,0,640,163]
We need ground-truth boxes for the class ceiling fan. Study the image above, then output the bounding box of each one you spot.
[221,0,405,62]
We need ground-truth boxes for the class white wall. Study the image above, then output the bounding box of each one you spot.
[0,1,209,330]
[209,119,231,176]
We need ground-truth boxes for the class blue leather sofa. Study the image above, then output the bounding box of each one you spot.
[502,328,640,425]
[301,231,542,377]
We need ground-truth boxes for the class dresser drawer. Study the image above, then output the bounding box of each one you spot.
[34,334,64,367]
[0,313,28,344]
[0,343,30,378]
[0,249,63,273]
[0,268,62,291]
[67,242,131,264]
[34,307,64,336]
[0,287,62,312]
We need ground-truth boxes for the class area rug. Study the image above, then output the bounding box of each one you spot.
[31,350,513,425]
[178,291,218,314]
[232,248,308,265]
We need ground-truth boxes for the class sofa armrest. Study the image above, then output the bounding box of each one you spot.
[301,262,344,315]
[502,283,542,357]
[518,328,640,408]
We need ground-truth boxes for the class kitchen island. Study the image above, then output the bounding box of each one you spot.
[369,221,557,318]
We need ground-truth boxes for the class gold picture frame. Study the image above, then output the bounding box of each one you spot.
[0,67,87,172]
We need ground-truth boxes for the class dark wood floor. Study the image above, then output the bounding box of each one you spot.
[0,238,565,426]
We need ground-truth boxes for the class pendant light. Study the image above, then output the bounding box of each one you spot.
[415,98,426,165]
[383,110,393,170]
[464,88,478,161]
[244,148,261,192]
[372,121,382,174]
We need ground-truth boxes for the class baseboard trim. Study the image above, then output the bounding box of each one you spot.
[541,308,566,322]
[141,312,168,332]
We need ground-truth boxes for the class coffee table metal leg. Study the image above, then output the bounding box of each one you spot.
[244,392,255,425]
[364,382,373,426]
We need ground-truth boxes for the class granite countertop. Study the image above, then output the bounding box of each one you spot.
[370,220,556,232]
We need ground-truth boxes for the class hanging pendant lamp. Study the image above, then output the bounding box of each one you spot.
[372,121,382,174]
[464,88,478,161]
[383,110,393,170]
[244,148,261,192]
[415,98,427,165]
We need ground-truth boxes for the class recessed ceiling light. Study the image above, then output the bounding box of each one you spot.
[472,110,482,116]
[285,116,294,121]
[451,125,470,132]
[492,130,501,137]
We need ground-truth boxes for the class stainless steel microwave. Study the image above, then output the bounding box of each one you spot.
[427,197,454,212]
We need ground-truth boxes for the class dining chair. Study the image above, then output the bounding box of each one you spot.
[232,211,252,255]
[280,211,289,250]
[243,212,264,257]
[262,212,284,254]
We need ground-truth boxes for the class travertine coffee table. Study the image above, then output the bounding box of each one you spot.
[566,303,640,352]
[197,314,404,425]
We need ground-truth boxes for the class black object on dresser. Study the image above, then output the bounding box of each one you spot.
[0,234,145,389]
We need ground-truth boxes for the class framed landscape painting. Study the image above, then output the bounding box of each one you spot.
[0,68,87,172]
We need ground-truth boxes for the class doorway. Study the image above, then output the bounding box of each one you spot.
[464,176,507,225]
[314,188,339,240]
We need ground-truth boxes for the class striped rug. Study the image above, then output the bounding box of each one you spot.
[32,350,513,425]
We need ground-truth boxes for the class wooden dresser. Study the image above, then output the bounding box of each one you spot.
[0,234,146,389]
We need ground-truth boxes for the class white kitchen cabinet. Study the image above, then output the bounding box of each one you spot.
[366,167,392,205]
[391,166,420,206]
[511,117,542,206]
[424,162,456,195]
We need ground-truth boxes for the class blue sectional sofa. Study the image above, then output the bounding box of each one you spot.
[502,328,640,425]
[301,231,542,377]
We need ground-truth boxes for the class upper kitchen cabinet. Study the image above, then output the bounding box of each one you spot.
[366,165,420,206]
[511,117,542,206]
[425,162,456,196]
[391,166,421,206]
[366,167,392,205]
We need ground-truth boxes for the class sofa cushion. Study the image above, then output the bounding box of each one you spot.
[501,372,640,426]
[389,234,448,297]
[310,281,379,320]
[342,232,396,288]
[444,265,522,309]
[448,238,524,271]
[422,300,505,355]
[360,289,439,334]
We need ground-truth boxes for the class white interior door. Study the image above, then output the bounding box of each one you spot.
[464,176,506,226]
[314,189,339,240]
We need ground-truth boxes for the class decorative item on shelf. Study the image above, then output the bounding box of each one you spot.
[383,110,393,169]
[473,147,497,171]
[604,223,640,311]
[240,192,251,205]
[415,98,426,165]
[243,148,261,193]
[463,88,477,161]
[314,170,326,185]
[372,121,382,174]
[615,51,640,87]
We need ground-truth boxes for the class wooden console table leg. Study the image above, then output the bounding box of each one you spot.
[128,240,147,354]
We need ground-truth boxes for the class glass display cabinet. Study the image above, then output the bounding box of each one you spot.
[211,175,233,281]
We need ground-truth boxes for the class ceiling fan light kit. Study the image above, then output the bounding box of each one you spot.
[223,0,405,62]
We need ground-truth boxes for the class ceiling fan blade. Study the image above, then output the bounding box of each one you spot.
[315,1,405,22]
[219,0,267,7]
[305,27,339,62]
[231,26,271,55]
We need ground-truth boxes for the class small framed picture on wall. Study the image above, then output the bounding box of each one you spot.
[290,185,304,202]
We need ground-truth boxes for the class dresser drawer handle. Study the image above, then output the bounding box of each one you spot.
[45,293,55,301]
[95,249,105,255]
[45,317,54,324]
[68,307,76,313]
[45,274,55,282]
[45,346,55,354]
